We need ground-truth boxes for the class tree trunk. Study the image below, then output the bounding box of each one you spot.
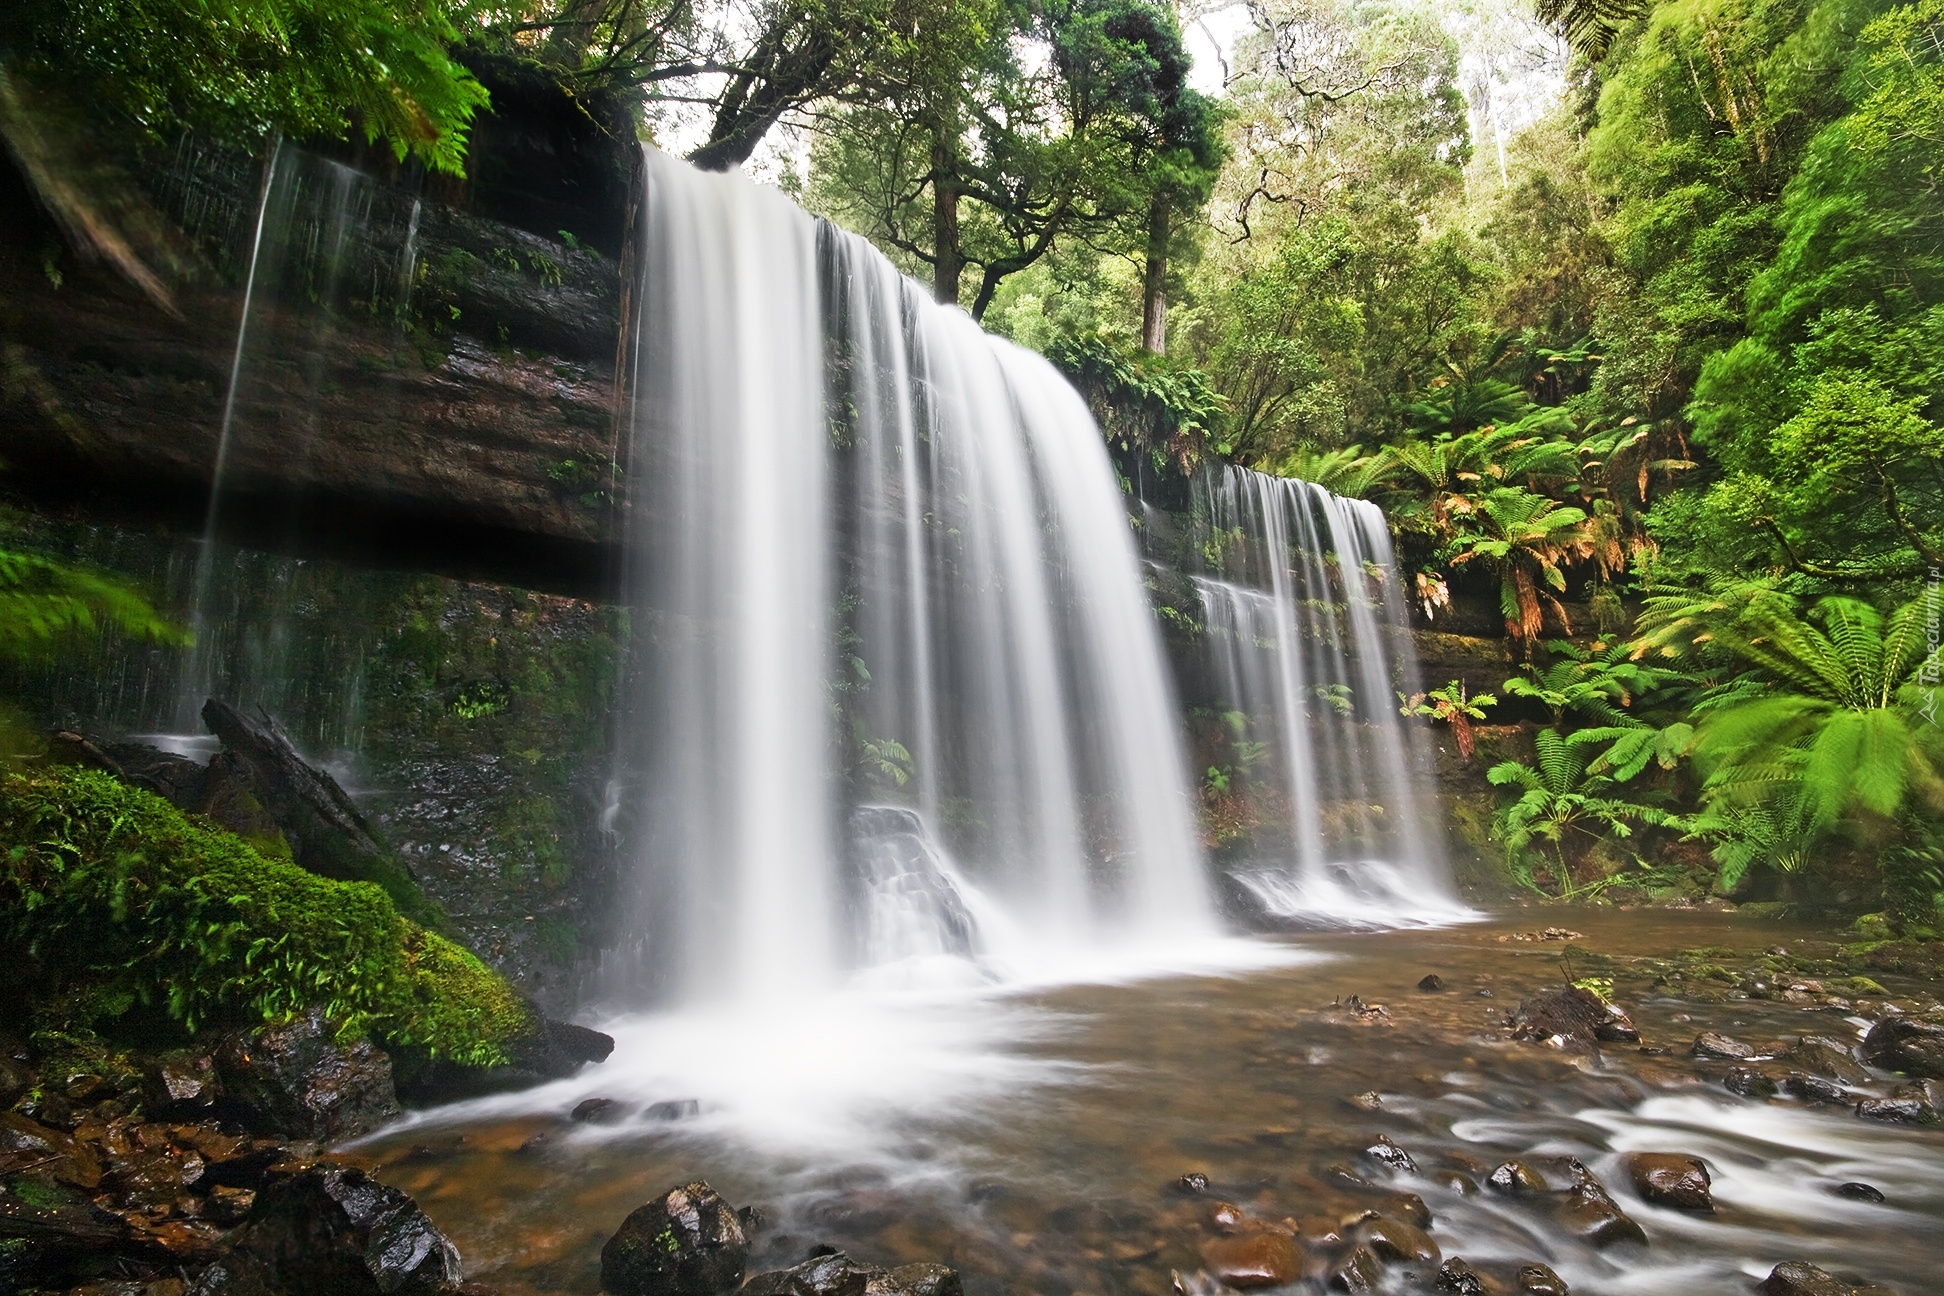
[1140,191,1171,354]
[932,138,963,307]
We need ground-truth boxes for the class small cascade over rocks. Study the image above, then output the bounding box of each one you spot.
[1191,464,1462,926]
[608,148,1216,1005]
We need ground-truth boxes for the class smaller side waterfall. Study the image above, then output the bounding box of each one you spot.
[1193,465,1460,924]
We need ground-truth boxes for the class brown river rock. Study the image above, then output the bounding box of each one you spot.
[1198,1230,1305,1288]
[1622,1153,1714,1211]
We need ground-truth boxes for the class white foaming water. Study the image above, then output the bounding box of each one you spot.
[607,148,1217,1013]
[1231,858,1474,928]
[1193,466,1458,922]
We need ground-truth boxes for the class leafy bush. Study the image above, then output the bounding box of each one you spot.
[0,767,533,1066]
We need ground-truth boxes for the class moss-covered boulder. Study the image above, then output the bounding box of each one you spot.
[0,767,538,1075]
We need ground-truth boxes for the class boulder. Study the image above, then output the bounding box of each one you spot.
[214,1014,400,1141]
[1197,1231,1304,1289]
[1622,1153,1712,1210]
[1435,1259,1488,1295]
[188,1165,462,1296]
[1833,1182,1885,1202]
[865,1264,963,1296]
[1691,1032,1754,1061]
[0,1055,34,1109]
[600,1181,747,1296]
[741,1251,875,1296]
[1417,975,1445,992]
[1555,1162,1646,1249]
[1860,1018,1944,1079]
[1758,1261,1862,1296]
[145,1050,221,1113]
[1854,1097,1934,1124]
[1777,1039,1867,1085]
[396,1016,615,1104]
[572,1098,621,1124]
[1386,1192,1432,1229]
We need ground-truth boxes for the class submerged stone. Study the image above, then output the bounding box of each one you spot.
[1198,1231,1304,1289]
[1691,1032,1754,1060]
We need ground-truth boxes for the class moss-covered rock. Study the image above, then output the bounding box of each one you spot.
[0,767,536,1068]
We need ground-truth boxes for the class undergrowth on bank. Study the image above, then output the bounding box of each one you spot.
[0,766,532,1066]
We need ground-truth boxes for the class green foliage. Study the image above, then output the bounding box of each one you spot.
[0,767,534,1065]
[0,545,186,662]
[1488,728,1683,889]
[1403,680,1496,761]
[2,0,490,173]
[1049,331,1230,469]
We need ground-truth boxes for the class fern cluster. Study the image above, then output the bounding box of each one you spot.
[0,767,532,1067]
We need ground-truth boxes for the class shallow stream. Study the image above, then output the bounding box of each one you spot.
[352,910,1944,1295]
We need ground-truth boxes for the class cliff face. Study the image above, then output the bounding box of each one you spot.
[0,62,635,595]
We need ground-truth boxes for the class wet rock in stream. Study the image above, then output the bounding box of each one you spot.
[1759,1259,1895,1296]
[1196,1231,1304,1288]
[1690,1031,1755,1061]
[188,1165,463,1296]
[1554,1162,1647,1249]
[602,1181,747,1296]
[1621,1152,1713,1210]
[1860,1017,1944,1079]
[213,1013,400,1141]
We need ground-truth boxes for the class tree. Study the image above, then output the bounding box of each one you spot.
[807,0,1228,317]
[2,0,490,173]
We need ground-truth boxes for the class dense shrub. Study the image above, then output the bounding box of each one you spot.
[0,766,532,1066]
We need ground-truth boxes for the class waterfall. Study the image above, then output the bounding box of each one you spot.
[610,150,1215,1005]
[1192,465,1459,925]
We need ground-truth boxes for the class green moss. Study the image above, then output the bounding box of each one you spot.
[0,768,533,1066]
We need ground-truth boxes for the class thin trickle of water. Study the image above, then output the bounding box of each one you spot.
[1194,465,1458,924]
[609,149,1215,1008]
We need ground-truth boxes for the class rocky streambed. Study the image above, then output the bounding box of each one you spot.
[9,909,1942,1296]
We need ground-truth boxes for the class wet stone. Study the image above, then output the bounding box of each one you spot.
[601,1180,747,1296]
[1834,1182,1886,1202]
[1174,1172,1211,1195]
[1777,1038,1868,1084]
[864,1263,963,1296]
[1622,1152,1713,1211]
[1691,1032,1754,1060]
[1725,1067,1779,1098]
[1759,1260,1866,1296]
[1386,1192,1432,1229]
[1418,975,1445,992]
[1782,1074,1851,1105]
[1344,1091,1383,1112]
[1364,1215,1439,1264]
[1198,1230,1304,1289]
[645,1099,701,1121]
[1209,1201,1248,1233]
[1363,1136,1417,1174]
[1860,1017,1944,1079]
[1854,1097,1934,1124]
[1556,1163,1646,1249]
[1516,1262,1569,1295]
[1485,1160,1548,1195]
[1436,1258,1488,1295]
[1327,1241,1382,1292]
[572,1098,621,1123]
[741,1250,876,1296]
[144,1052,220,1112]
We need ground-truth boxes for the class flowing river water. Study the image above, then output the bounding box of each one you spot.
[350,910,1944,1295]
